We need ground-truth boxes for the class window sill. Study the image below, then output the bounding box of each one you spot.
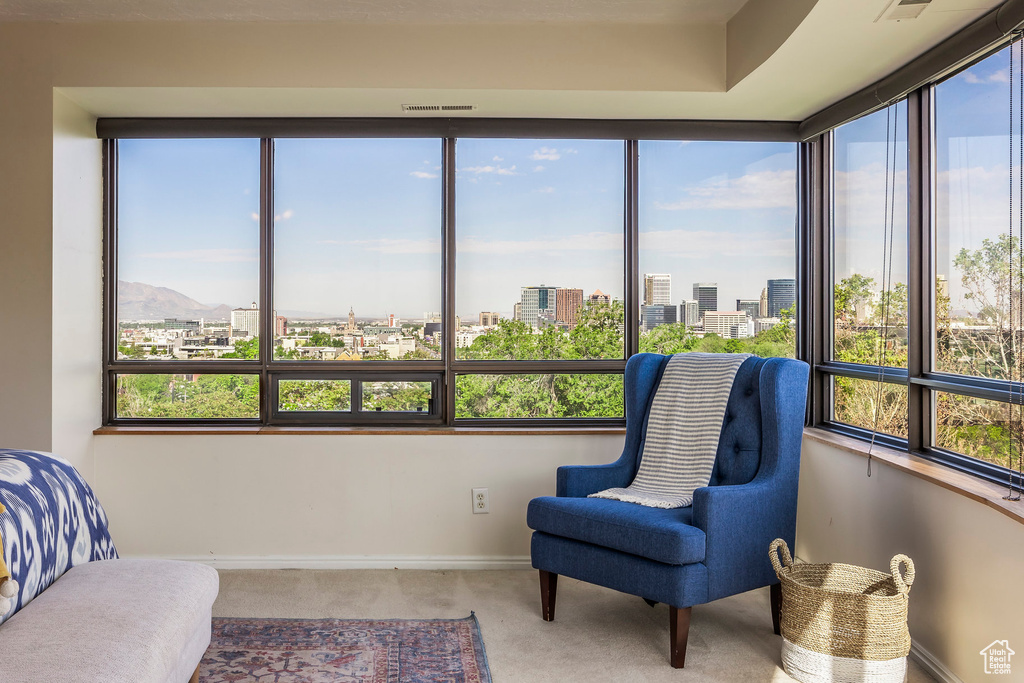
[804,427,1024,526]
[93,425,627,437]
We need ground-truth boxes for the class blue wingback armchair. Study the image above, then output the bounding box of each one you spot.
[526,353,809,667]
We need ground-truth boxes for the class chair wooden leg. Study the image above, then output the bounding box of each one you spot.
[539,570,558,621]
[770,582,782,636]
[189,662,201,683]
[669,606,691,668]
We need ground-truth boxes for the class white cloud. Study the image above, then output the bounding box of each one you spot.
[963,69,1008,85]
[459,164,519,176]
[275,209,294,222]
[655,169,797,210]
[492,156,504,162]
[318,238,441,254]
[537,186,555,194]
[250,212,260,221]
[533,165,545,172]
[138,248,258,263]
[530,147,561,161]
[331,231,622,256]
[640,229,793,259]
[458,231,620,255]
[410,171,439,178]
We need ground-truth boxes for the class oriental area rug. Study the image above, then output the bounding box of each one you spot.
[199,615,492,682]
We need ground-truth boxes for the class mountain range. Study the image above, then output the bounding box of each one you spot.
[117,281,235,321]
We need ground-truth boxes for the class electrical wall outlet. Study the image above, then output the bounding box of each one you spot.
[472,487,489,514]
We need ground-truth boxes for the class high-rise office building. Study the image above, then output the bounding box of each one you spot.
[641,304,677,331]
[643,273,672,305]
[519,285,558,328]
[230,302,259,337]
[760,287,769,318]
[555,288,584,328]
[680,299,699,327]
[275,316,288,337]
[737,299,760,320]
[589,289,611,305]
[767,278,797,318]
[692,283,717,320]
[703,311,753,339]
[479,311,500,326]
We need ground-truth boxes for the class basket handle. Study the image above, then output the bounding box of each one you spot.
[769,538,794,578]
[890,554,915,595]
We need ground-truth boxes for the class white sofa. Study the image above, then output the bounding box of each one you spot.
[0,450,219,683]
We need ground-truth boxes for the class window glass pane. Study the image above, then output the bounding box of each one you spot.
[455,374,624,418]
[278,380,351,412]
[117,139,261,360]
[455,139,624,360]
[115,374,259,418]
[832,105,909,367]
[831,376,907,438]
[361,381,433,412]
[935,391,1020,468]
[273,139,442,361]
[935,46,1017,380]
[638,141,798,358]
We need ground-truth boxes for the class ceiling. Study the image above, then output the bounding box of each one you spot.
[0,0,749,24]
[31,0,1009,122]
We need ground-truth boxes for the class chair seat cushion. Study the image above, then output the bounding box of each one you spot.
[0,558,219,683]
[527,496,706,565]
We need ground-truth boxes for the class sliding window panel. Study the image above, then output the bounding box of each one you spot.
[361,381,434,413]
[278,379,352,412]
[454,139,625,360]
[115,373,260,419]
[455,374,624,419]
[934,391,1024,473]
[831,375,908,439]
[273,139,443,361]
[116,139,261,361]
[934,45,1018,381]
[832,104,909,368]
[638,141,798,358]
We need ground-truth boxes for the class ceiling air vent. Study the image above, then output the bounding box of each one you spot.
[875,0,931,22]
[402,104,478,113]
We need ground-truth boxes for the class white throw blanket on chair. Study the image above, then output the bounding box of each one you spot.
[590,352,750,509]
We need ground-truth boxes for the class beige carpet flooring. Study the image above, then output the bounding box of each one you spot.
[214,568,935,682]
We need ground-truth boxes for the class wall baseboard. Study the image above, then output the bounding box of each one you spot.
[121,554,534,570]
[910,641,963,683]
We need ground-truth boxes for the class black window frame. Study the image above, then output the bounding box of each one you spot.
[807,39,1024,493]
[101,119,803,428]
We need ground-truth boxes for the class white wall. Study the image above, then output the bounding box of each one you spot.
[92,434,622,566]
[797,439,1024,683]
[52,92,102,478]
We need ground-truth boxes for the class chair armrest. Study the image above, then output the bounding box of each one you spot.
[556,459,633,498]
[691,479,798,601]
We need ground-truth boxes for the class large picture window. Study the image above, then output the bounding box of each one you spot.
[103,128,799,426]
[812,40,1024,492]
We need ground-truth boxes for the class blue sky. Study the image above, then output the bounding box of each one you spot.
[118,136,798,321]
[934,43,1013,314]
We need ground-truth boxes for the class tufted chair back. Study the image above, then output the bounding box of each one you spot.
[632,355,766,487]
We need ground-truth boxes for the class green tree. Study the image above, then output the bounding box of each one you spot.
[222,337,259,359]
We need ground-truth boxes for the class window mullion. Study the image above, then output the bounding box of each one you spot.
[442,137,457,426]
[624,140,639,359]
[259,138,274,425]
[906,89,934,452]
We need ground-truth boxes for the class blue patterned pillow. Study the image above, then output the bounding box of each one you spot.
[0,450,118,624]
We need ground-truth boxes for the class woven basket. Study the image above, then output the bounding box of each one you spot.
[769,539,915,683]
